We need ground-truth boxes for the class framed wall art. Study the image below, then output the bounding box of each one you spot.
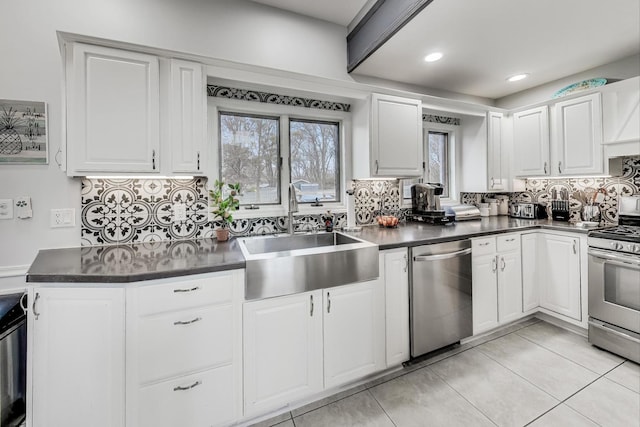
[0,99,48,164]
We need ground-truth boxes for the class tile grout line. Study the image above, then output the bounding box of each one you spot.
[514,329,623,376]
[365,388,399,427]
[522,360,627,426]
[426,364,500,427]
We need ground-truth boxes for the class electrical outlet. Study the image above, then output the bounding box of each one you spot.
[50,208,76,228]
[0,199,13,220]
[173,203,187,222]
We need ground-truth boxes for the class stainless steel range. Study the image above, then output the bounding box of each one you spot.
[588,195,640,363]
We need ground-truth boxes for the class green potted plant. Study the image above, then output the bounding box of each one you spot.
[209,179,241,241]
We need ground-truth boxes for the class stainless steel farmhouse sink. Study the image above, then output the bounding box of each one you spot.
[239,232,379,300]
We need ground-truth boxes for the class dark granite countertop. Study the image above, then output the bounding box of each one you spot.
[26,217,603,284]
[344,217,600,250]
[26,238,245,284]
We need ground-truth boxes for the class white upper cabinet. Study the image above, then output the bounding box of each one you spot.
[513,106,550,176]
[65,43,206,176]
[355,93,422,178]
[487,112,507,190]
[66,43,160,175]
[553,93,603,175]
[601,76,640,145]
[169,59,206,174]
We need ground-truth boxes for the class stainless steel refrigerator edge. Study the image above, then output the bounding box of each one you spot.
[410,240,473,358]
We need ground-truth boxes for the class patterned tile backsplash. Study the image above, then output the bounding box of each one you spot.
[79,159,639,245]
[80,178,346,246]
[460,158,640,224]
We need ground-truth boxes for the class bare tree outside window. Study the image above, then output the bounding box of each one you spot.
[219,112,280,205]
[402,130,450,200]
[428,131,449,198]
[290,119,340,203]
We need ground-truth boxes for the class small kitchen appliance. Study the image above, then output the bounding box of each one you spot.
[587,195,640,363]
[409,183,454,224]
[510,203,547,219]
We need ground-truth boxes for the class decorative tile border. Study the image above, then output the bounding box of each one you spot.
[207,85,351,112]
[422,114,460,126]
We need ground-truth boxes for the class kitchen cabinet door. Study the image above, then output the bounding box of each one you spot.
[602,76,640,144]
[487,111,507,190]
[29,287,125,427]
[554,93,603,175]
[67,43,160,175]
[513,106,550,176]
[497,250,523,324]
[323,280,385,388]
[471,253,499,335]
[170,59,206,174]
[370,93,423,177]
[539,234,581,320]
[382,249,410,367]
[521,233,540,312]
[243,291,323,416]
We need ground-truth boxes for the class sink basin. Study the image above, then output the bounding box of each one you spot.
[239,232,379,300]
[241,232,363,255]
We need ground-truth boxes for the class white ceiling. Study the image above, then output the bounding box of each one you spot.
[251,0,640,100]
[250,0,370,27]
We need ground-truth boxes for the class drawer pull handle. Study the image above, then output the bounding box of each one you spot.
[505,238,515,242]
[174,317,202,326]
[173,286,200,293]
[173,380,201,392]
[479,242,490,246]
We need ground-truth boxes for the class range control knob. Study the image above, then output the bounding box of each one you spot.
[610,242,624,250]
[634,244,640,254]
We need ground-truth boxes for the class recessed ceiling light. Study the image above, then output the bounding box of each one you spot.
[508,74,529,82]
[424,52,443,62]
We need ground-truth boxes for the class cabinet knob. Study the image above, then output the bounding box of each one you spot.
[544,162,548,174]
[152,149,156,170]
[173,286,200,293]
[375,160,379,175]
[327,291,331,313]
[573,240,577,254]
[173,380,201,392]
[501,257,506,271]
[492,257,497,273]
[403,254,408,272]
[197,151,200,170]
[310,294,314,317]
[558,161,562,174]
[173,317,202,326]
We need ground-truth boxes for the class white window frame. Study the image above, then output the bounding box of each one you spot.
[208,97,352,219]
[401,122,458,207]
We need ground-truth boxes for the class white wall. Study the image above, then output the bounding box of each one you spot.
[0,0,351,270]
[495,54,640,109]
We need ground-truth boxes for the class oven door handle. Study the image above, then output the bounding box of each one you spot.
[589,320,640,345]
[413,248,472,262]
[589,249,640,268]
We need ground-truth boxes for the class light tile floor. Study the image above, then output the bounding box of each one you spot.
[254,319,640,427]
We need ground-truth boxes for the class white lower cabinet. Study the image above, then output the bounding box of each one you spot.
[382,249,410,367]
[521,233,540,312]
[243,290,323,416]
[126,270,244,427]
[472,234,523,335]
[538,233,582,320]
[243,279,385,417]
[28,287,125,427]
[323,281,386,388]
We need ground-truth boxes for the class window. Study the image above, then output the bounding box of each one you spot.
[219,112,280,205]
[403,129,452,202]
[290,119,340,203]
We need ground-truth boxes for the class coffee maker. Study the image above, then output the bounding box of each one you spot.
[410,183,454,224]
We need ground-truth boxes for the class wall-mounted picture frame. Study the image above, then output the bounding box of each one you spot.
[0,99,48,164]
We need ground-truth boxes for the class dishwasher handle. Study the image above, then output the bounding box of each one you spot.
[413,248,471,262]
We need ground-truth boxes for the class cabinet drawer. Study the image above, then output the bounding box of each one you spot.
[138,365,234,427]
[472,237,496,256]
[497,234,520,252]
[138,304,233,383]
[137,274,233,315]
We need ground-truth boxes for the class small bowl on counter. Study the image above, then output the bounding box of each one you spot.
[377,215,399,228]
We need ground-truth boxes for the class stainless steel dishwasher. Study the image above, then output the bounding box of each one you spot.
[410,239,473,358]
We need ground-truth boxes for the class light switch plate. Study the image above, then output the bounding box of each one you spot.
[50,208,75,228]
[0,199,13,220]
